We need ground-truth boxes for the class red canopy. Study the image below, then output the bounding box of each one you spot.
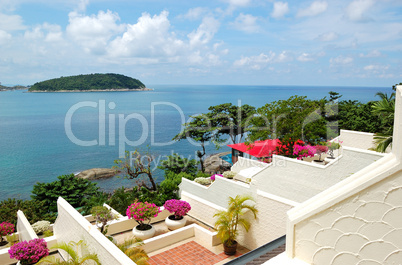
[228,139,280,158]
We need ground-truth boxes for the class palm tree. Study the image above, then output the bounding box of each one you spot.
[37,240,100,265]
[113,237,149,265]
[372,92,395,152]
[214,194,258,255]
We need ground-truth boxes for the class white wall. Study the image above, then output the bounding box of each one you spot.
[16,210,37,242]
[286,86,402,264]
[54,197,135,264]
[180,181,297,250]
[339,129,378,151]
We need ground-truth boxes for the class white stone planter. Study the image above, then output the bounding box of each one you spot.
[302,156,315,162]
[165,215,186,230]
[132,225,155,240]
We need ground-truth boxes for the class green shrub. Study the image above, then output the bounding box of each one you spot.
[222,171,236,179]
[31,174,101,213]
[194,177,212,185]
[32,221,50,235]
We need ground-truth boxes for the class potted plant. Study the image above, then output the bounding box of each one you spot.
[31,220,50,236]
[163,199,191,230]
[127,200,161,240]
[8,238,49,265]
[91,205,118,236]
[293,144,316,162]
[314,145,329,162]
[325,140,341,159]
[0,222,15,247]
[214,194,258,255]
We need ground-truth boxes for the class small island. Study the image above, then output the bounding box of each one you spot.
[28,73,151,92]
[0,84,27,91]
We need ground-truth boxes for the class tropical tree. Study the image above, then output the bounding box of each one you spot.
[157,153,198,176]
[214,194,258,254]
[207,103,256,144]
[113,237,149,265]
[114,150,157,191]
[173,114,217,172]
[372,91,395,152]
[248,95,330,144]
[37,240,100,265]
[31,174,101,213]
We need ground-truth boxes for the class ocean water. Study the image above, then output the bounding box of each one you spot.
[0,85,391,200]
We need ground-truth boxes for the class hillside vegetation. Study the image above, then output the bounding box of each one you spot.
[29,73,146,91]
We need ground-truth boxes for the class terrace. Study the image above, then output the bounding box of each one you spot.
[0,198,255,265]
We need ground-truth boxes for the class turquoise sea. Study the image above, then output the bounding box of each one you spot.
[0,85,391,200]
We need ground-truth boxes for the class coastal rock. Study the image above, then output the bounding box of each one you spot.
[204,151,231,174]
[75,168,120,180]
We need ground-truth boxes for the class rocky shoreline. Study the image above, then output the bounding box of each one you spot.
[75,168,120,180]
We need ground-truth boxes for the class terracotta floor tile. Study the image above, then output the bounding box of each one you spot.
[148,241,244,265]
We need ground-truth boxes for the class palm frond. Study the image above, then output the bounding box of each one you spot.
[372,133,392,153]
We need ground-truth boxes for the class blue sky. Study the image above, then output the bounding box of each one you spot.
[0,0,401,87]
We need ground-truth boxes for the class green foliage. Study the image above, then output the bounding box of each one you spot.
[157,153,198,176]
[31,174,101,213]
[113,236,149,265]
[195,171,210,179]
[81,192,109,216]
[173,114,218,172]
[91,206,118,234]
[107,187,136,215]
[37,240,101,265]
[194,177,212,185]
[114,150,157,191]
[214,195,258,246]
[338,100,383,133]
[248,95,331,145]
[29,73,145,91]
[0,198,56,226]
[207,103,256,144]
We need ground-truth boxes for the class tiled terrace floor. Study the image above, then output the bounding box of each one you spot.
[112,215,250,265]
[148,240,243,265]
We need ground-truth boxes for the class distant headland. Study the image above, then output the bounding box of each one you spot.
[28,73,152,92]
[0,84,27,91]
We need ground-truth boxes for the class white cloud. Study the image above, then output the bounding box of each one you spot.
[0,29,11,45]
[330,55,353,64]
[233,51,292,69]
[181,7,208,20]
[297,1,328,17]
[359,50,382,57]
[346,0,375,22]
[297,53,314,62]
[25,23,63,42]
[234,52,276,69]
[276,51,293,62]
[231,13,259,33]
[364,64,389,71]
[224,0,251,7]
[0,13,25,31]
[317,32,338,41]
[107,11,185,58]
[188,16,220,47]
[67,10,124,54]
[271,2,289,18]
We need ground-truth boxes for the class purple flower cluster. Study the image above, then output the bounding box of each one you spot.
[126,200,161,226]
[163,199,191,219]
[0,222,15,239]
[8,238,49,264]
[210,174,223,181]
[293,144,316,160]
